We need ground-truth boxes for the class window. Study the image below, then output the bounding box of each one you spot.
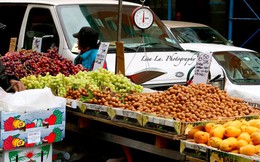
[24,8,59,52]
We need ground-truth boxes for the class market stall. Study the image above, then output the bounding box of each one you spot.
[1,49,260,161]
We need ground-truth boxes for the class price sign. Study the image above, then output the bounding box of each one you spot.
[193,52,212,84]
[32,37,42,52]
[27,131,41,144]
[92,42,110,71]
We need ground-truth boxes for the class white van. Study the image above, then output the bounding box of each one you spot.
[0,0,224,90]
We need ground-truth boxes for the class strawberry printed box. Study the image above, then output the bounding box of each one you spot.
[0,106,65,150]
[0,144,52,162]
[0,124,65,150]
[1,107,65,132]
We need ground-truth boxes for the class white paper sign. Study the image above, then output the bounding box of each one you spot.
[193,52,212,84]
[92,42,110,71]
[32,37,42,52]
[27,131,41,144]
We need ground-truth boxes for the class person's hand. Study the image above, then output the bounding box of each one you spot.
[9,79,26,92]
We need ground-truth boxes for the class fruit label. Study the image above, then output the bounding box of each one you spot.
[78,102,87,113]
[107,108,116,119]
[136,114,142,126]
[142,116,149,126]
[173,121,181,135]
[27,131,41,144]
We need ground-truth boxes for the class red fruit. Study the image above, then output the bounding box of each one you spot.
[3,136,14,150]
[4,117,15,131]
[26,123,35,129]
[25,151,34,158]
[25,143,35,147]
[48,132,56,143]
[43,132,56,143]
[48,114,57,125]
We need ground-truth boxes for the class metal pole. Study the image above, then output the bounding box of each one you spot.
[168,0,172,20]
[228,0,234,41]
[117,0,122,41]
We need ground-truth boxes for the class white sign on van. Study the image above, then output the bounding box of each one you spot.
[193,52,212,84]
[93,42,110,71]
[32,37,42,52]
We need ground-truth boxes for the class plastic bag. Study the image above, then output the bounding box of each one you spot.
[0,87,66,112]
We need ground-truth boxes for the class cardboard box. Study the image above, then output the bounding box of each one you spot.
[0,106,65,150]
[1,107,65,131]
[0,124,65,150]
[0,144,52,162]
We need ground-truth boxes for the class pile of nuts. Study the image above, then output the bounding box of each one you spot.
[86,83,260,122]
[122,84,260,122]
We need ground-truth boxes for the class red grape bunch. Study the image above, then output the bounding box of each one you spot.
[0,48,86,79]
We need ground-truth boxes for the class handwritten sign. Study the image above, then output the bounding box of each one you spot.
[32,37,42,52]
[193,52,212,84]
[93,42,110,71]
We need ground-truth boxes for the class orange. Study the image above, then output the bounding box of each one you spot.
[239,145,256,156]
[205,123,215,133]
[237,132,251,143]
[207,137,223,149]
[210,125,225,139]
[237,140,248,149]
[243,126,259,135]
[194,131,210,144]
[251,132,260,145]
[224,126,241,138]
[187,126,205,139]
[219,139,236,152]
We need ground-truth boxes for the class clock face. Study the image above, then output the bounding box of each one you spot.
[132,6,154,30]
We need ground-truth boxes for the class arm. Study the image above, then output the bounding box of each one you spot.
[0,61,26,92]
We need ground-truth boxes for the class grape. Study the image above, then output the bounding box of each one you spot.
[0,48,87,79]
[21,68,143,97]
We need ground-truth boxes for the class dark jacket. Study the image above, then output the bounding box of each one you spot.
[0,61,18,92]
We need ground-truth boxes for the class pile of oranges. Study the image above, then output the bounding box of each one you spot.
[187,119,260,156]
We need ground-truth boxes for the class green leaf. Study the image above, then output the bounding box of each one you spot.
[8,150,19,162]
[41,145,51,158]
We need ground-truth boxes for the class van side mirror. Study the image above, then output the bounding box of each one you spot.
[227,40,233,46]
[0,23,6,30]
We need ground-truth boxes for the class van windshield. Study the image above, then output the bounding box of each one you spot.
[213,51,260,85]
[57,4,182,53]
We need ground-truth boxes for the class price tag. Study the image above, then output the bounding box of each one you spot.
[27,131,41,144]
[93,42,110,71]
[32,37,42,52]
[193,52,213,84]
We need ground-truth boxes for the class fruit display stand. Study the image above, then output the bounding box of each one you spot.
[4,49,259,161]
[65,108,187,161]
[65,97,260,161]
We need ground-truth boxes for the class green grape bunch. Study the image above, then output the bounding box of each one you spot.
[21,68,143,97]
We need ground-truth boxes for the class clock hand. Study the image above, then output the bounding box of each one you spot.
[142,11,145,23]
